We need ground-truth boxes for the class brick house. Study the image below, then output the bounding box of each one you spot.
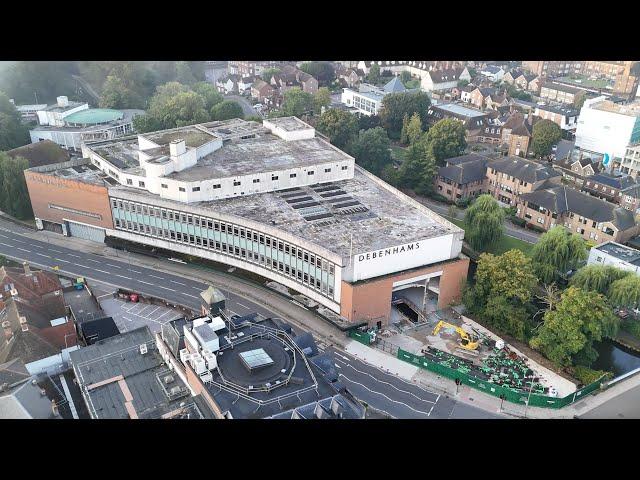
[434,154,489,202]
[0,264,77,364]
[517,185,639,243]
[554,156,601,187]
[251,79,276,104]
[501,112,539,157]
[271,66,319,96]
[539,83,586,107]
[476,120,503,145]
[486,156,560,206]
[620,184,640,214]
[581,172,638,205]
[503,71,540,92]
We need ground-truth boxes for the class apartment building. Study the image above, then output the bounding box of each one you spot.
[486,156,560,206]
[539,83,586,107]
[534,104,579,131]
[434,155,488,202]
[581,172,638,204]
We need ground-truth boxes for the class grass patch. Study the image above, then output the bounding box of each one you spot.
[449,217,534,257]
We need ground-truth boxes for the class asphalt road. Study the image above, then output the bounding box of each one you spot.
[0,223,502,418]
[580,383,640,419]
[327,347,502,419]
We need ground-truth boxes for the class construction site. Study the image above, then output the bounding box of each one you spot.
[371,307,576,399]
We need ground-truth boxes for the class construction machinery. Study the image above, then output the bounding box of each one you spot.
[432,320,479,351]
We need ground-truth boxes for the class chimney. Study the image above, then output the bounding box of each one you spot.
[23,262,31,277]
[169,139,186,157]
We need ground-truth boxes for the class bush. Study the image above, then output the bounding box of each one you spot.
[504,206,517,217]
[526,223,547,233]
[622,318,640,338]
[511,217,526,227]
[429,193,450,203]
[455,198,472,208]
[571,365,611,386]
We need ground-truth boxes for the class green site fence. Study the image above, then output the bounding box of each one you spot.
[348,329,372,345]
[397,348,606,409]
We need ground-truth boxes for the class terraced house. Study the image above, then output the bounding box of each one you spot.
[516,185,639,243]
[486,157,560,206]
[434,155,488,202]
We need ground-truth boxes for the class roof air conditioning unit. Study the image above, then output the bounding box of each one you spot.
[140,344,148,355]
[10,288,18,297]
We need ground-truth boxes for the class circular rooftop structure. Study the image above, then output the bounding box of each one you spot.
[64,108,124,126]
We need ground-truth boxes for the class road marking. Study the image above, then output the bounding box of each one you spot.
[93,269,111,274]
[16,247,31,252]
[54,258,70,263]
[86,259,101,263]
[115,275,132,280]
[0,242,14,248]
[96,293,113,300]
[334,352,350,361]
[31,244,44,249]
[334,358,436,404]
[338,373,432,416]
[76,264,92,269]
[149,274,165,280]
[156,285,174,291]
[145,306,161,318]
[137,280,154,286]
[182,293,199,299]
[67,253,81,258]
[129,269,142,274]
[35,252,49,257]
[335,364,342,369]
[49,249,62,253]
[236,302,251,310]
[122,315,134,323]
[170,280,186,286]
[106,263,121,269]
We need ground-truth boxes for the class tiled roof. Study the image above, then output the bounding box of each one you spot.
[489,156,560,183]
[438,155,488,184]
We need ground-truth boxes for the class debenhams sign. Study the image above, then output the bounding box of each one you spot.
[357,242,421,262]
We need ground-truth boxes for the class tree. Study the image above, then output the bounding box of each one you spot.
[400,71,412,86]
[463,194,505,251]
[379,91,431,139]
[404,112,423,145]
[192,82,223,111]
[397,140,437,195]
[532,119,562,158]
[261,68,281,83]
[299,62,335,86]
[210,100,244,121]
[0,61,80,104]
[570,264,632,296]
[464,250,538,340]
[313,87,331,114]
[574,94,587,110]
[531,226,587,284]
[138,83,210,131]
[99,75,140,109]
[423,118,467,165]
[400,114,410,144]
[348,127,392,176]
[609,275,640,309]
[175,61,197,85]
[530,286,619,367]
[280,88,314,117]
[0,103,29,151]
[315,109,359,150]
[358,114,381,131]
[457,79,469,88]
[367,64,381,85]
[0,153,33,219]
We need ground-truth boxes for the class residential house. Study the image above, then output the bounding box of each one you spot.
[460,84,476,103]
[271,66,319,96]
[251,79,277,105]
[0,359,61,419]
[0,264,77,365]
[237,76,255,95]
[476,120,504,145]
[581,172,638,205]
[522,61,583,78]
[216,74,239,94]
[485,91,512,111]
[516,184,639,243]
[504,70,541,93]
[620,184,640,214]
[554,155,601,187]
[534,104,579,131]
[469,87,494,109]
[480,65,505,83]
[425,103,489,140]
[335,66,360,88]
[486,156,560,206]
[434,155,489,202]
[421,67,471,92]
[539,83,587,106]
[501,111,539,157]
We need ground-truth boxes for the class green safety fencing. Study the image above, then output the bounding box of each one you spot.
[397,348,607,409]
[348,329,372,345]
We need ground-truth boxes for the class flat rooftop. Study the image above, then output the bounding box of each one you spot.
[145,127,216,148]
[63,285,105,323]
[166,134,353,181]
[111,166,456,259]
[589,100,640,116]
[32,109,143,133]
[266,116,313,132]
[434,103,487,118]
[595,241,640,266]
[29,158,111,186]
[44,101,86,113]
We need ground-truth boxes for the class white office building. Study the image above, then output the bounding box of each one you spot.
[588,241,640,274]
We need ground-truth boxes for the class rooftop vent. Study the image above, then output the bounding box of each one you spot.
[140,344,148,355]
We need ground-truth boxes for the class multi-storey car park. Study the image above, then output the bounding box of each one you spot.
[25,117,468,327]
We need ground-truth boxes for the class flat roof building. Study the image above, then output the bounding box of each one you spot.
[587,241,640,274]
[26,117,468,327]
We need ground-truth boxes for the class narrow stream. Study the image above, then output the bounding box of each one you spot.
[592,340,640,377]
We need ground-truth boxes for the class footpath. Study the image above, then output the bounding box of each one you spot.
[4,219,633,419]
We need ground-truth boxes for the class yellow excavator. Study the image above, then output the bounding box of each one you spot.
[432,320,479,351]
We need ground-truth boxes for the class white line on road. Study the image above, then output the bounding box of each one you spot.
[129,269,142,274]
[137,280,155,286]
[93,269,110,274]
[75,264,92,269]
[86,259,101,263]
[334,352,350,361]
[54,258,70,263]
[156,285,174,291]
[67,253,81,258]
[96,293,113,300]
[338,373,432,416]
[35,252,49,257]
[31,244,44,249]
[170,280,186,286]
[16,247,30,253]
[145,306,161,318]
[334,358,436,404]
[49,249,62,253]
[106,263,122,269]
[236,302,251,310]
[149,274,165,280]
[182,293,199,299]
[115,275,132,280]
[335,364,342,369]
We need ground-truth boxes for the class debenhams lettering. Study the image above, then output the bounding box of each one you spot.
[358,242,420,262]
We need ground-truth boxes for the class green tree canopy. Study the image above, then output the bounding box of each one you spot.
[530,286,619,367]
[0,153,33,219]
[192,82,223,111]
[99,75,142,109]
[379,91,431,139]
[134,82,209,132]
[367,64,381,84]
[358,114,381,131]
[313,87,331,114]
[400,71,412,85]
[347,127,392,176]
[570,264,632,296]
[531,226,587,284]
[464,249,538,340]
[532,119,562,158]
[463,194,505,251]
[281,88,314,117]
[0,91,29,150]
[402,112,423,145]
[423,118,467,165]
[609,275,640,309]
[261,68,281,83]
[315,108,359,150]
[210,100,244,121]
[299,62,335,86]
[397,140,437,196]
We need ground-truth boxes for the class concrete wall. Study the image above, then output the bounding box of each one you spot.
[25,170,114,230]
